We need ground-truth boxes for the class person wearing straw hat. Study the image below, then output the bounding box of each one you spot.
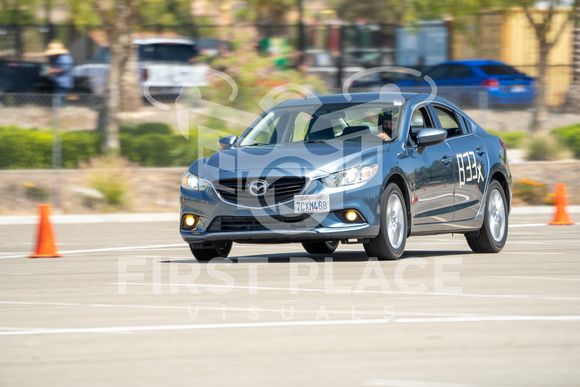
[44,40,74,100]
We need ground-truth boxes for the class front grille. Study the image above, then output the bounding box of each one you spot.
[214,177,307,207]
[208,215,319,232]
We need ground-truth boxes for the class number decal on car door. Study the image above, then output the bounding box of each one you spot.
[457,151,484,187]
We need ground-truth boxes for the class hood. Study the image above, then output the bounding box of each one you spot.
[189,139,387,180]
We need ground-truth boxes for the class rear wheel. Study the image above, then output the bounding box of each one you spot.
[302,240,339,254]
[189,242,232,262]
[466,180,508,253]
[363,183,407,260]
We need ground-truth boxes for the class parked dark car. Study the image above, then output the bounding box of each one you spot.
[180,92,512,261]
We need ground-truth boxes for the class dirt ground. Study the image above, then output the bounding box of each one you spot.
[0,160,578,216]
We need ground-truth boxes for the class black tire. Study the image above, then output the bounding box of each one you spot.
[189,242,232,262]
[302,240,339,254]
[466,180,508,253]
[363,183,407,260]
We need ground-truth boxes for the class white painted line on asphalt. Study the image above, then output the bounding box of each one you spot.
[0,244,186,259]
[113,282,580,301]
[506,241,549,245]
[0,220,575,260]
[493,276,580,282]
[509,223,578,228]
[0,301,478,318]
[0,213,178,226]
[1,315,579,336]
[365,379,479,387]
[508,252,562,255]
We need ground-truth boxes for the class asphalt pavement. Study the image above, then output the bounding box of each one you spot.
[0,210,579,386]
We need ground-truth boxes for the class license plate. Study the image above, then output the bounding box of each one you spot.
[511,85,526,93]
[294,194,330,213]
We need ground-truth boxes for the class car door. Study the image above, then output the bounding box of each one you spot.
[431,104,488,222]
[404,105,456,225]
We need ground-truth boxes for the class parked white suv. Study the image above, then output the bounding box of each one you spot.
[73,37,209,96]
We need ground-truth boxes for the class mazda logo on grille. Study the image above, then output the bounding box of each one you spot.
[248,180,269,196]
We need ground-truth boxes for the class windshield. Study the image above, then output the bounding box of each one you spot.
[94,43,197,63]
[138,43,197,62]
[238,103,402,146]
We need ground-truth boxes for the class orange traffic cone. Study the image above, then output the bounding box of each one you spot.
[548,183,575,225]
[29,204,62,258]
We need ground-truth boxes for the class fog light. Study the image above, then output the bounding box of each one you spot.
[345,211,358,222]
[185,215,196,227]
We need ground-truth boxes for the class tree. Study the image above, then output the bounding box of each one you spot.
[68,0,140,153]
[520,0,574,131]
[564,0,580,111]
[0,0,39,58]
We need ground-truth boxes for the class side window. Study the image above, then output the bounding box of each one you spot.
[94,47,111,62]
[425,65,449,80]
[408,107,432,145]
[433,106,464,138]
[290,112,312,142]
[448,64,472,79]
[456,114,469,134]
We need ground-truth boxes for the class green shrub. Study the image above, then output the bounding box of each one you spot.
[525,133,572,161]
[120,133,180,166]
[0,126,52,168]
[487,130,526,148]
[552,124,580,159]
[60,131,102,168]
[0,126,101,169]
[120,122,173,136]
[0,123,206,169]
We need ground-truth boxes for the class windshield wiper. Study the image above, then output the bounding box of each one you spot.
[304,140,327,144]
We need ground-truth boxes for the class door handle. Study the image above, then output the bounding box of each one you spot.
[442,155,452,164]
[477,146,486,156]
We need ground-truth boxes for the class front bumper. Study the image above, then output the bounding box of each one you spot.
[180,177,382,245]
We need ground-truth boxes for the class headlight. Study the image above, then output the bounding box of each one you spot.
[181,171,209,191]
[322,164,378,188]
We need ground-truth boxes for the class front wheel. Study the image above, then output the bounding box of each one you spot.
[466,180,508,253]
[302,240,339,254]
[363,183,407,260]
[189,242,232,262]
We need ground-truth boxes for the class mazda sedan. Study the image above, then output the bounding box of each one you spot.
[180,92,511,261]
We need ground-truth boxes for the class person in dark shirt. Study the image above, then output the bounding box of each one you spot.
[378,111,395,142]
[45,41,74,100]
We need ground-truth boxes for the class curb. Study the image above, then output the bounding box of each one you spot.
[0,213,178,226]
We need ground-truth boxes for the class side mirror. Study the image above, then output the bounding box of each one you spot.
[417,128,447,146]
[416,128,447,155]
[218,135,238,150]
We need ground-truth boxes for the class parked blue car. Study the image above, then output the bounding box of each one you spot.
[396,60,536,107]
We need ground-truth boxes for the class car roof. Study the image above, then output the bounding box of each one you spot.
[132,37,195,45]
[433,59,508,67]
[276,92,459,110]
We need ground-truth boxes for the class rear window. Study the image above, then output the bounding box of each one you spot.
[479,64,521,76]
[138,43,197,62]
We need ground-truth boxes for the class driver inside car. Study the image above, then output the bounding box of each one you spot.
[378,110,395,142]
